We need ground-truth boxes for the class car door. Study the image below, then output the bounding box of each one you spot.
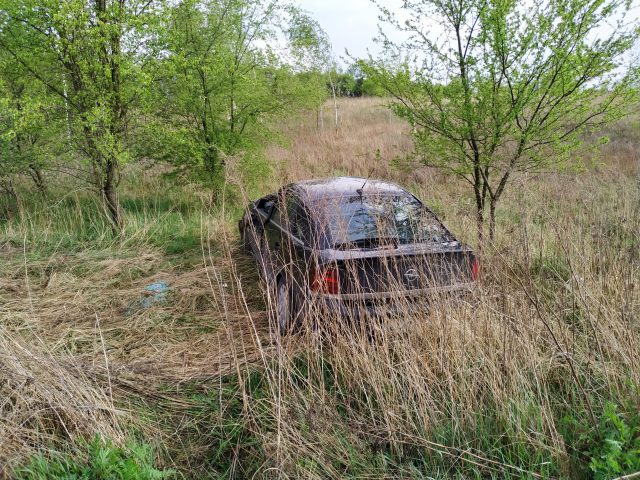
[288,200,316,293]
[263,189,313,283]
[262,188,294,278]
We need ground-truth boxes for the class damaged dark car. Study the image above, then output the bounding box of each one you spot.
[239,177,479,333]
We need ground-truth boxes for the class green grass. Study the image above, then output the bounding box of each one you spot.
[0,184,209,259]
[168,356,589,479]
[15,436,174,480]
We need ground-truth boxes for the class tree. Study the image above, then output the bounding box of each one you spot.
[0,0,160,232]
[346,61,386,97]
[365,0,640,240]
[141,0,327,192]
[0,54,54,197]
[361,77,385,97]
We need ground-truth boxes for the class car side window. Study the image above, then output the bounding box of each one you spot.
[270,190,292,228]
[270,201,282,225]
[287,196,300,232]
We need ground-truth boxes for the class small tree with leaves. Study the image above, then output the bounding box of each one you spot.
[141,0,327,194]
[0,0,160,232]
[365,0,639,240]
[0,40,69,193]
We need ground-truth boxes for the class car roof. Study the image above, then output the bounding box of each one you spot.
[289,176,411,203]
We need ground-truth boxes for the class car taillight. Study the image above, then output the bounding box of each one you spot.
[310,266,340,294]
[471,257,480,281]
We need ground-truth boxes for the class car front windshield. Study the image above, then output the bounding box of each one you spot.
[316,194,452,247]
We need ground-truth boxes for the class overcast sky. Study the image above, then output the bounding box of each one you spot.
[294,0,640,68]
[294,0,403,61]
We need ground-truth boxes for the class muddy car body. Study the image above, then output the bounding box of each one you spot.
[239,177,479,333]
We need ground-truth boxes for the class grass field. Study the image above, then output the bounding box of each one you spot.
[1,97,639,479]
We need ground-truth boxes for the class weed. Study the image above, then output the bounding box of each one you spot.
[15,436,173,480]
[589,401,640,479]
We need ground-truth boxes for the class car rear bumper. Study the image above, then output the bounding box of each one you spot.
[309,282,475,319]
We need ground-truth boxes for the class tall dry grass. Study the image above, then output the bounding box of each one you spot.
[0,327,127,477]
[267,97,411,184]
[216,98,640,478]
[215,196,639,478]
[0,97,638,478]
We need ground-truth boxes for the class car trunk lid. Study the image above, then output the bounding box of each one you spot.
[331,245,476,295]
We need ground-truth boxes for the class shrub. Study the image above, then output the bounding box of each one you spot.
[15,436,174,480]
[589,402,640,479]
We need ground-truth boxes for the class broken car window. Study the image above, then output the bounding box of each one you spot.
[315,194,452,247]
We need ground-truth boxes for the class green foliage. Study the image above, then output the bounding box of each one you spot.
[360,77,386,97]
[589,402,640,479]
[558,394,640,479]
[328,72,360,97]
[137,0,327,190]
[323,66,386,98]
[0,0,165,228]
[285,6,331,73]
[0,56,53,186]
[0,25,61,200]
[15,436,173,480]
[364,0,640,238]
[0,0,329,226]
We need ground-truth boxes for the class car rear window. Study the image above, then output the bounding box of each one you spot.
[314,194,452,247]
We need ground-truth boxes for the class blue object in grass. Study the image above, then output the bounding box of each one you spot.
[146,281,169,294]
[140,282,169,308]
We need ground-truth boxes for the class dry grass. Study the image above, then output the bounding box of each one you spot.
[228,178,639,478]
[0,97,639,478]
[0,214,275,473]
[267,97,412,184]
[229,98,639,478]
[0,327,126,477]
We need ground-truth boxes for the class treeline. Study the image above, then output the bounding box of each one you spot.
[0,0,380,230]
[3,0,637,240]
[327,71,386,98]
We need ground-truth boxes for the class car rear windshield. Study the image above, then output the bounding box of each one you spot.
[314,194,453,247]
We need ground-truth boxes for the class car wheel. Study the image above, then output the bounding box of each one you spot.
[276,276,291,335]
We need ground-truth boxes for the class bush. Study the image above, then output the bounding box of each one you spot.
[589,402,640,479]
[15,436,174,480]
